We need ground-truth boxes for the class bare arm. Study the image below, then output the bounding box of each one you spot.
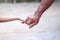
[22,0,54,28]
[34,0,54,18]
[0,16,22,22]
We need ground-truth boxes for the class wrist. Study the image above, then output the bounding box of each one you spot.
[15,18,19,20]
[13,16,20,20]
[34,13,42,19]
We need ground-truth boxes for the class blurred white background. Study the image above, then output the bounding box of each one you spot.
[0,0,60,40]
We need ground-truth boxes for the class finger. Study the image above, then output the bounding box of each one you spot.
[19,19,24,21]
[26,19,33,25]
[26,16,35,25]
[29,22,37,29]
[25,17,30,23]
[21,20,25,24]
[21,17,30,24]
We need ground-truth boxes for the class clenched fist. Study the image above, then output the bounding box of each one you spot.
[21,15,40,28]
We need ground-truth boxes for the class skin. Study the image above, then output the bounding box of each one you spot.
[0,16,23,22]
[22,0,54,29]
[0,0,54,29]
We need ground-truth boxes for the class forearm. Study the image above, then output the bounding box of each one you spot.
[0,16,19,22]
[34,0,54,18]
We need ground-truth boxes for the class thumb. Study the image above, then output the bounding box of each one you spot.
[21,20,25,24]
[21,19,27,24]
[29,22,37,29]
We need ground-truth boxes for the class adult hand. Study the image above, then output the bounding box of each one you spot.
[21,15,40,29]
